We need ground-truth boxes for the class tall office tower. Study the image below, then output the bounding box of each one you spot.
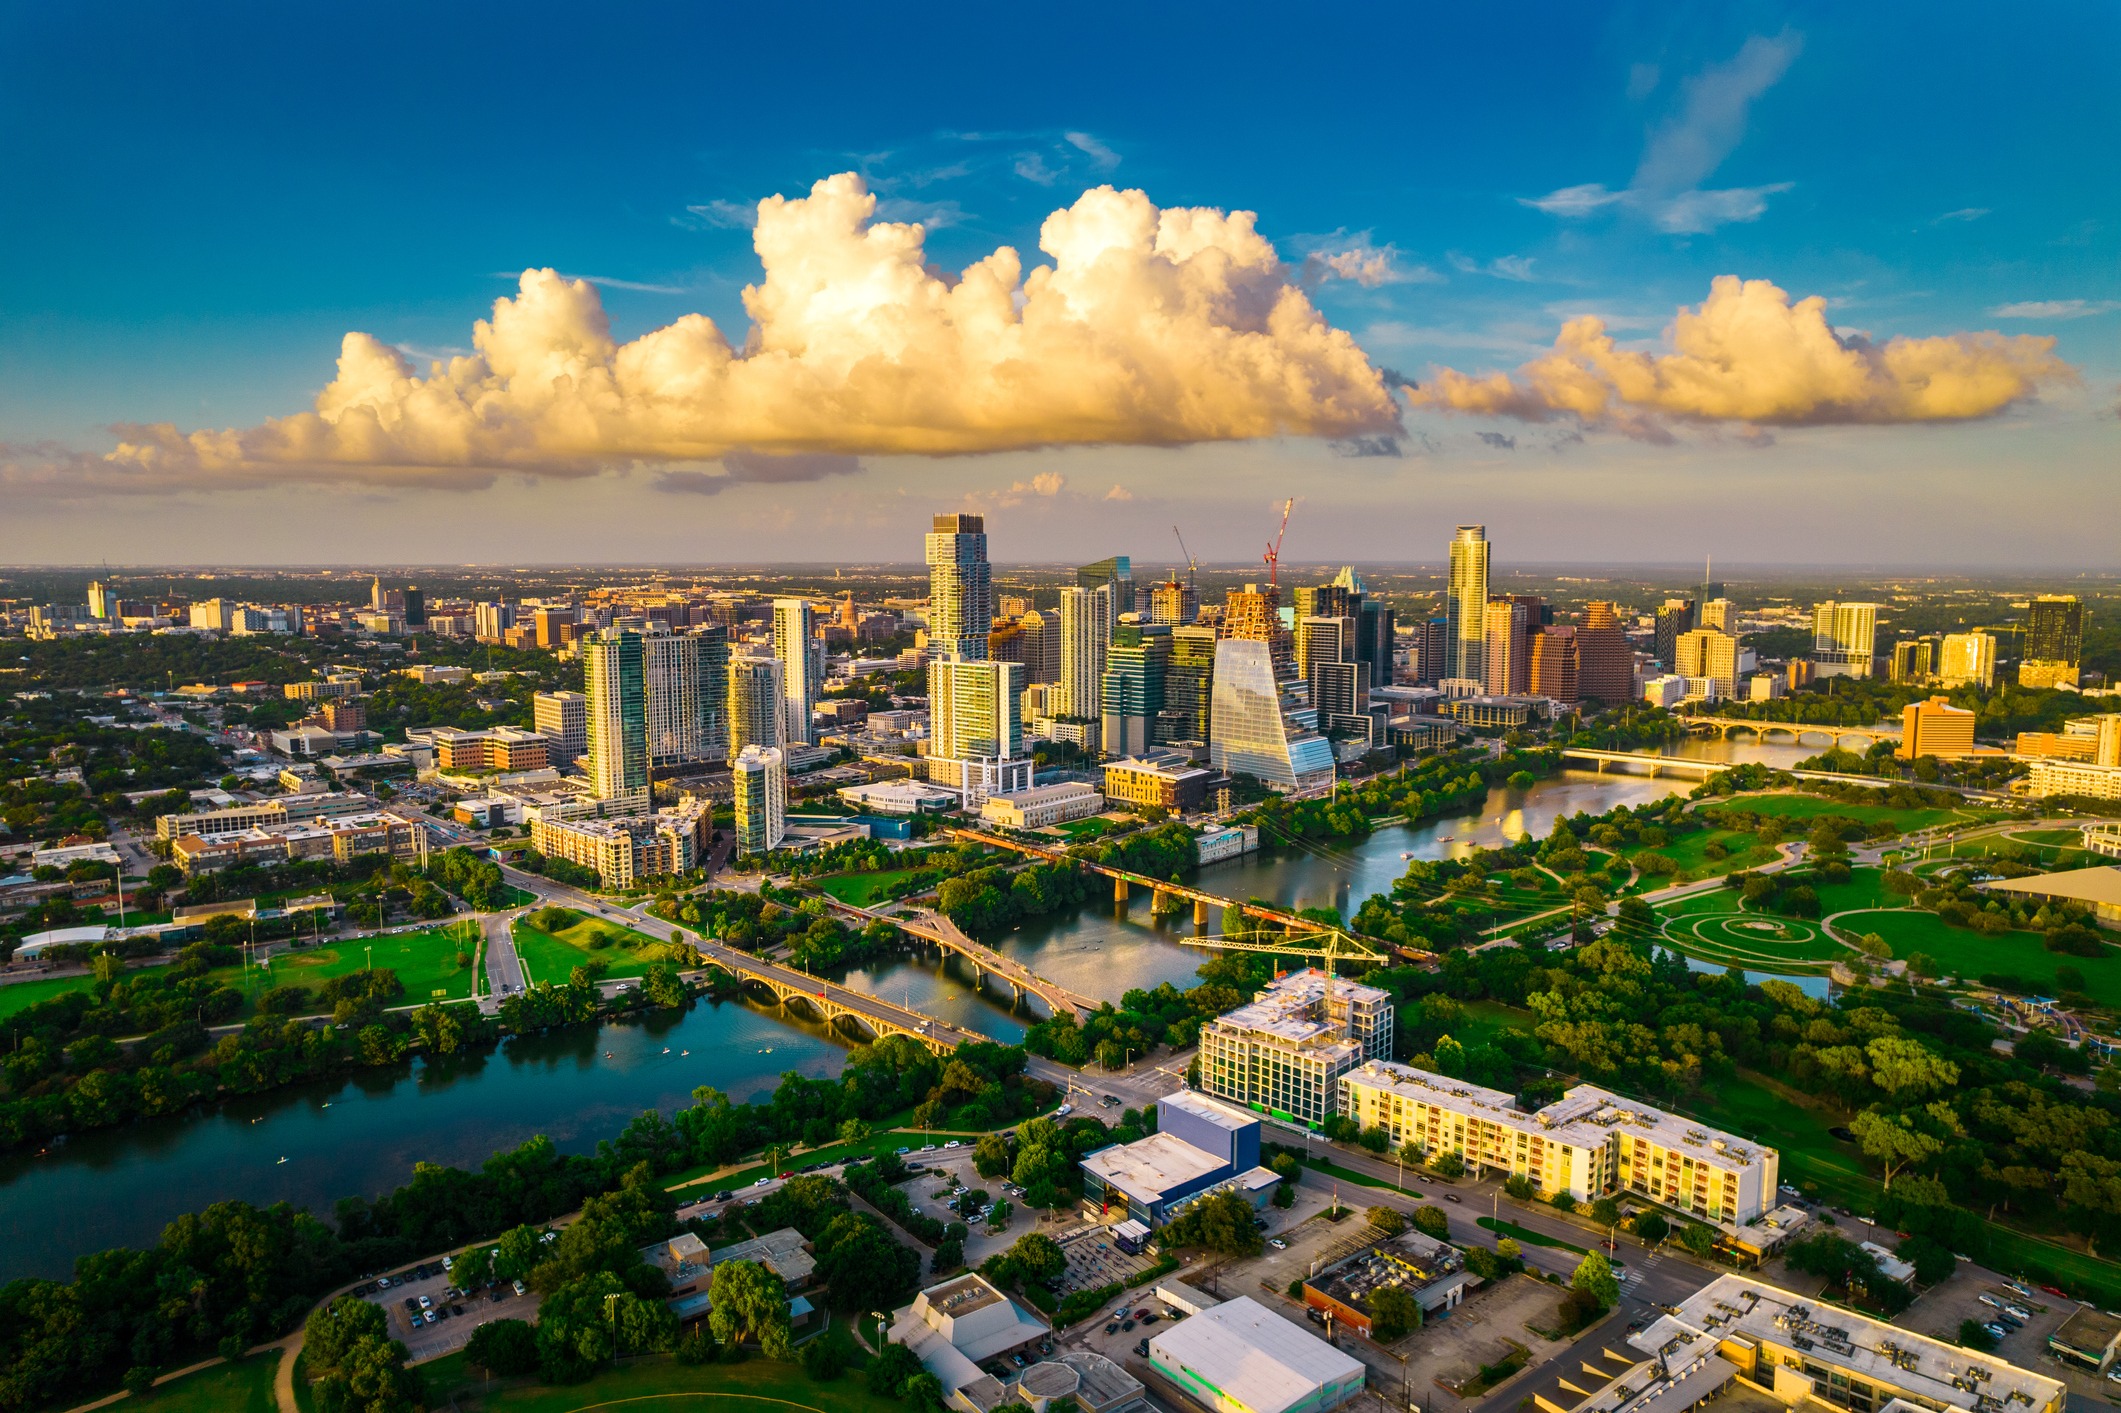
[87,580,111,620]
[2020,594,2086,688]
[1576,602,1633,703]
[1937,632,1997,689]
[1483,598,1534,696]
[1223,584,1296,680]
[533,690,589,766]
[1150,579,1198,625]
[1697,598,1732,632]
[1445,525,1490,687]
[927,657,1030,805]
[1159,625,1217,745]
[1018,609,1061,684]
[1415,617,1448,686]
[370,575,386,611]
[924,513,993,661]
[1077,555,1132,602]
[1357,600,1396,690]
[1676,628,1741,700]
[1208,639,1336,793]
[643,631,716,768]
[1101,618,1170,757]
[402,586,426,629]
[1889,640,1935,685]
[1812,601,1879,679]
[1057,585,1110,719]
[726,656,786,758]
[772,598,820,745]
[531,606,573,648]
[732,745,786,857]
[1293,585,1355,679]
[1528,627,1579,703]
[582,629,649,809]
[1652,599,1697,672]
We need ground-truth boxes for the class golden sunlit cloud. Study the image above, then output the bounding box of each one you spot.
[105,174,1400,484]
[1412,275,2071,435]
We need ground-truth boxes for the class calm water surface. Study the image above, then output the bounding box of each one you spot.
[0,739,1810,1279]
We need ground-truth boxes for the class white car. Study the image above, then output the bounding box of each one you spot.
[944,1139,961,1149]
[2005,1305,2032,1321]
[1055,1104,1072,1117]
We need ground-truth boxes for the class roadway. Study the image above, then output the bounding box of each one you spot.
[478,909,525,1011]
[813,894,1099,1021]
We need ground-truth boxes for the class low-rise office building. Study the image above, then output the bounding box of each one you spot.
[1302,1229,1469,1335]
[423,725,552,774]
[979,782,1104,829]
[1147,1296,1365,1413]
[1338,1061,1779,1228]
[837,779,961,816]
[1102,755,1213,813]
[1194,823,1259,865]
[170,809,429,876]
[889,1273,1051,1413]
[1080,1090,1277,1227]
[1198,970,1393,1128]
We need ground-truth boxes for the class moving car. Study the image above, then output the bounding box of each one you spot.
[1268,1238,1287,1250]
[1445,1193,1461,1203]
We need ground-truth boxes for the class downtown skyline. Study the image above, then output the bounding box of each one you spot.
[2,0,2117,568]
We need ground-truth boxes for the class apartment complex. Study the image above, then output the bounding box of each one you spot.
[425,726,551,774]
[1338,1061,1779,1228]
[534,690,588,765]
[926,656,1031,807]
[171,809,429,876]
[582,628,649,810]
[1812,601,1878,678]
[1935,632,1996,689]
[1198,969,1393,1129]
[733,744,788,857]
[529,802,709,889]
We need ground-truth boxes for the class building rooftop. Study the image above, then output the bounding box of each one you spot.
[1213,968,1389,1050]
[2049,1305,2121,1358]
[710,1226,815,1287]
[1150,1296,1365,1413]
[1159,1089,1258,1135]
[1645,1275,2063,1413]
[1980,866,2121,908]
[1305,1230,1466,1318]
[1082,1132,1229,1204]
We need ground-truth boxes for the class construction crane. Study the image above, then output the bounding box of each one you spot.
[1171,524,1198,588]
[1263,498,1294,587]
[1179,925,1386,1034]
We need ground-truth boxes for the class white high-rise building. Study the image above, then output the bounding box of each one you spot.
[1446,525,1489,686]
[534,690,588,766]
[1057,585,1109,720]
[733,745,787,857]
[1207,639,1335,793]
[1198,969,1394,1129]
[772,599,820,746]
[1811,601,1879,679]
[1937,631,1997,689]
[924,513,993,662]
[927,657,1031,807]
[727,657,786,759]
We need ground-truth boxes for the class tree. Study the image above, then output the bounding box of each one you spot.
[868,1341,924,1398]
[1504,1174,1535,1201]
[538,1272,679,1382]
[1957,1319,1999,1352]
[1895,1234,1957,1285]
[1571,1251,1619,1310]
[1431,1152,1466,1179]
[465,1319,539,1376]
[973,1131,1013,1178]
[707,1259,791,1351]
[1369,1285,1420,1342]
[1849,1109,1945,1189]
[2060,1152,2121,1256]
[1411,1205,1451,1240]
[1632,1211,1670,1244]
[1160,1192,1265,1257]
[304,1296,388,1380]
[1677,1223,1718,1259]
[1367,1205,1406,1237]
[815,1213,919,1311]
[1866,1037,1959,1097]
[1589,1197,1622,1228]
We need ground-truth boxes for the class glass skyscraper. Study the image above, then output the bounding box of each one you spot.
[583,629,648,809]
[1446,525,1489,687]
[1057,584,1109,719]
[726,656,786,759]
[772,598,820,745]
[1208,639,1335,793]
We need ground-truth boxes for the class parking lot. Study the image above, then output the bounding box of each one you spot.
[364,1258,543,1364]
[1899,1266,2082,1386]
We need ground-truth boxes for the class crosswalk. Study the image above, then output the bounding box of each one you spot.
[1618,1249,1665,1293]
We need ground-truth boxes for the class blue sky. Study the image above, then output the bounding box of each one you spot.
[2,0,2115,567]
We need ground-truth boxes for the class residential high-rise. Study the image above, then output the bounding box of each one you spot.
[643,628,729,768]
[533,690,589,766]
[1482,597,1533,696]
[1414,617,1448,687]
[1208,639,1335,793]
[1101,618,1170,758]
[1576,602,1633,703]
[1160,625,1217,744]
[1057,585,1109,720]
[924,513,993,661]
[1293,584,1355,679]
[1197,969,1393,1128]
[1652,599,1696,672]
[1889,639,1934,685]
[1017,609,1061,684]
[1676,628,1740,700]
[1357,600,1395,690]
[927,657,1031,805]
[402,586,426,629]
[733,745,786,857]
[87,580,111,620]
[1937,632,1997,689]
[2020,595,2085,688]
[582,629,649,810]
[772,598,820,745]
[727,656,786,758]
[1812,601,1879,679]
[1528,626,1579,703]
[1445,526,1489,687]
[1149,579,1198,625]
[474,602,513,643]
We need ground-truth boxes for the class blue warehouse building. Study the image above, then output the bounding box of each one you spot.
[1081,1091,1280,1230]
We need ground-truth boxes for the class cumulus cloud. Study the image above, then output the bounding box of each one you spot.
[1296,231,1439,288]
[103,174,1399,487]
[1990,299,2121,320]
[1523,33,1801,234]
[1103,484,1135,501]
[1410,275,2072,433]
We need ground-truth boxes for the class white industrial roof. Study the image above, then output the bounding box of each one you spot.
[1160,1089,1257,1133]
[1150,1296,1363,1413]
[1082,1132,1228,1203]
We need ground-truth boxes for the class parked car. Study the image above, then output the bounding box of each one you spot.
[1983,1323,2007,1340]
[418,1295,432,1310]
[1268,1238,1288,1250]
[716,1191,734,1203]
[1977,1294,2002,1309]
[1122,1320,1135,1333]
[1105,1322,1120,1335]
[512,1280,527,1296]
[945,1140,962,1149]
[1137,1339,1151,1357]
[2004,1305,2031,1321]
[754,1176,772,1186]
[1141,1313,1159,1325]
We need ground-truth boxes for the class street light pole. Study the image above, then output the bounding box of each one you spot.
[605,1291,621,1366]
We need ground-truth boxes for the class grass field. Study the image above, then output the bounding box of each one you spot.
[1716,793,1987,832]
[1621,828,1780,883]
[419,1350,902,1413]
[512,909,692,986]
[1658,910,1844,971]
[0,971,109,1020]
[1856,910,2121,1003]
[255,925,482,1006]
[130,1357,278,1413]
[811,868,928,908]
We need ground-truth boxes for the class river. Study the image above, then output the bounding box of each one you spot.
[0,735,1814,1280]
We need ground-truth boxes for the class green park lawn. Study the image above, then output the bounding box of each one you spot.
[1622,828,1781,882]
[1853,909,2121,1004]
[0,971,109,1020]
[254,925,482,1006]
[1716,793,1988,833]
[418,1350,902,1413]
[812,868,928,908]
[511,908,691,987]
[130,1356,278,1413]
